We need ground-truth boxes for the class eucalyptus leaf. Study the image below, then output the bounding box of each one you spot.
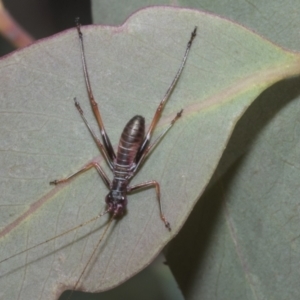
[0,7,299,300]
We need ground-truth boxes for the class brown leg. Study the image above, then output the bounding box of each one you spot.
[75,19,116,162]
[127,180,171,230]
[74,98,113,170]
[134,109,183,173]
[50,161,111,189]
[138,27,197,156]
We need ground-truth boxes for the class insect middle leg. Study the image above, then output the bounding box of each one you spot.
[74,98,114,170]
[127,181,171,230]
[136,108,183,171]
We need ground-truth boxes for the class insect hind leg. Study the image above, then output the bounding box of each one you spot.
[138,27,197,155]
[74,98,114,170]
[134,109,183,172]
[75,18,116,163]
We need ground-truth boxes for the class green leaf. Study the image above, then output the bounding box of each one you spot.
[167,77,300,300]
[92,0,300,53]
[159,3,300,300]
[0,7,299,300]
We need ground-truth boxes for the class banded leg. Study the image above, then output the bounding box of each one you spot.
[127,180,171,230]
[134,109,183,173]
[138,27,197,155]
[75,18,116,162]
[74,98,113,170]
[50,161,111,189]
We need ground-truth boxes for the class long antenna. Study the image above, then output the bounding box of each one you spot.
[0,210,110,265]
[67,214,115,300]
[0,204,113,300]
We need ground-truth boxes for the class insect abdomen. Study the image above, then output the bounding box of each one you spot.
[115,115,145,168]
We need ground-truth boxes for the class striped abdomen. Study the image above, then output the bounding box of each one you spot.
[115,115,145,174]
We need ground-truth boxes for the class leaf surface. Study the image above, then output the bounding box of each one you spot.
[0,7,299,300]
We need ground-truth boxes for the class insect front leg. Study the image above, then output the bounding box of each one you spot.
[127,181,171,230]
[50,161,111,189]
[75,18,116,162]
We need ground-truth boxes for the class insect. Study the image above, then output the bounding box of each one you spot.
[1,20,197,298]
[50,20,197,230]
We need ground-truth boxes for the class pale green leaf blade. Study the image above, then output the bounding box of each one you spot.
[0,7,299,300]
[167,77,300,300]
